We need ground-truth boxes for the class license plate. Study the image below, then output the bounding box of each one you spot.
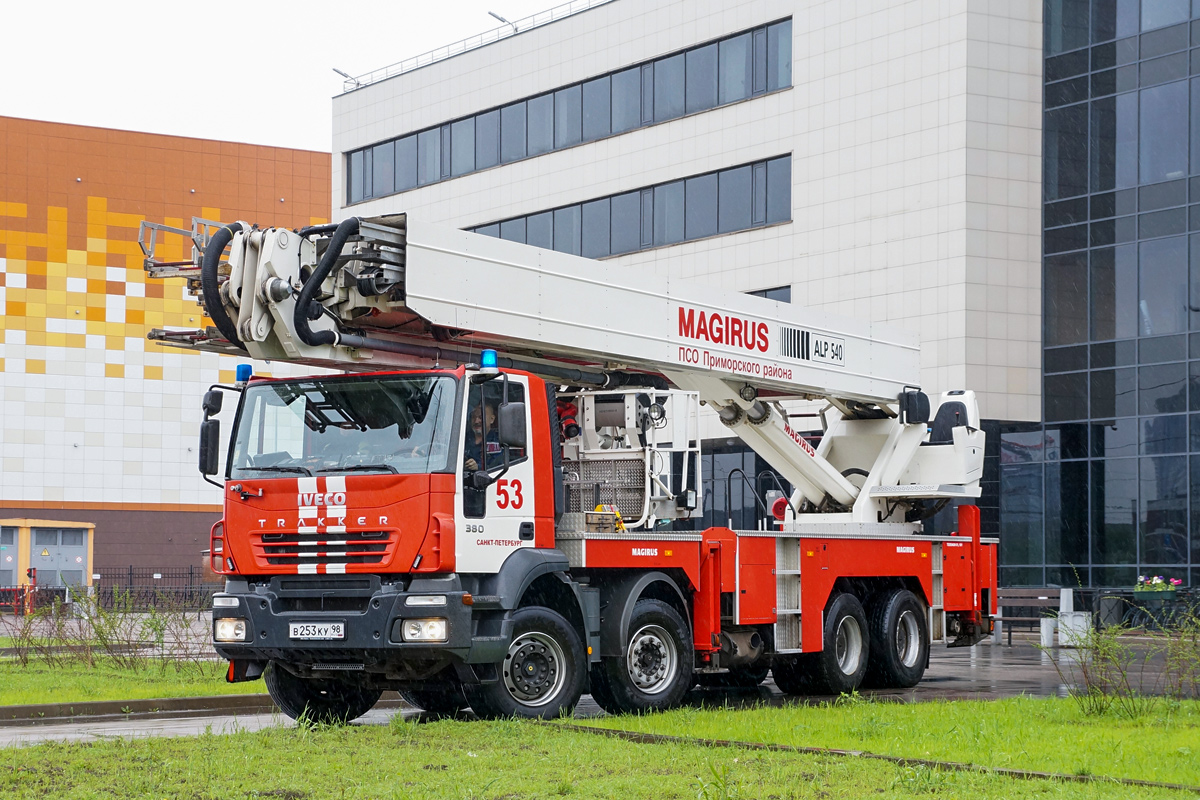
[289,622,345,640]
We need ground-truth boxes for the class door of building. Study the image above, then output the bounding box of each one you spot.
[0,526,14,585]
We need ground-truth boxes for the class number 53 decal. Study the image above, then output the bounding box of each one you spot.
[496,478,524,509]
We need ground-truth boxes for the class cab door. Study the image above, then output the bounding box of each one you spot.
[455,374,536,572]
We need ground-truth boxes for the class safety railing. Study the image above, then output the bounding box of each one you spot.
[344,0,616,91]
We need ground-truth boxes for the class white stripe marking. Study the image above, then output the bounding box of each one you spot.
[297,477,318,495]
[298,506,318,519]
[325,476,346,492]
[326,506,347,518]
[325,564,347,574]
[297,564,318,574]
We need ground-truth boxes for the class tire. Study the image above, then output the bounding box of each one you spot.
[265,662,383,724]
[770,654,816,695]
[808,593,870,695]
[399,670,469,716]
[589,599,692,714]
[466,606,585,720]
[696,664,769,689]
[864,589,929,689]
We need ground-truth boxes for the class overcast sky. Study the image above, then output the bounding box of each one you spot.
[2,0,562,152]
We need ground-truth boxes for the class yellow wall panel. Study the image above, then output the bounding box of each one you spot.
[144,365,163,381]
[104,364,124,379]
[26,360,45,374]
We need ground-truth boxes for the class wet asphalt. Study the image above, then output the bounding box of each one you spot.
[0,635,1090,748]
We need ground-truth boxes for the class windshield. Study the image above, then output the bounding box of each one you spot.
[229,375,459,479]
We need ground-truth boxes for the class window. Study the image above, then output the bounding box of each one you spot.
[1141,455,1188,563]
[654,53,685,121]
[654,180,686,246]
[582,76,611,141]
[1092,0,1141,41]
[718,165,753,233]
[1091,459,1138,564]
[0,527,14,546]
[396,136,417,192]
[61,530,84,548]
[1045,460,1088,563]
[1045,0,1091,54]
[462,380,527,518]
[451,118,475,177]
[1046,104,1089,200]
[501,102,527,163]
[527,212,553,249]
[528,94,554,156]
[685,44,718,114]
[1139,235,1188,334]
[417,128,440,185]
[1045,252,1088,345]
[581,198,610,259]
[1091,367,1138,417]
[34,529,58,547]
[554,85,582,149]
[1045,372,1089,420]
[476,110,500,170]
[1140,80,1189,183]
[1142,0,1191,30]
[553,205,582,255]
[345,20,794,203]
[471,156,792,255]
[58,570,84,587]
[500,218,526,243]
[611,68,641,133]
[719,33,753,105]
[610,191,641,254]
[748,285,791,303]
[372,141,394,197]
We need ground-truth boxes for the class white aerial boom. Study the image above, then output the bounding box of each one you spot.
[141,213,984,526]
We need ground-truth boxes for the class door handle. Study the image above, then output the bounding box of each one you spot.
[519,522,535,541]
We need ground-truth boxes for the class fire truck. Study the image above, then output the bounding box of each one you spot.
[140,213,997,722]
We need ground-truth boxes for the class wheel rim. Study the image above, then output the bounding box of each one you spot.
[834,615,863,675]
[894,609,922,668]
[502,631,566,707]
[626,624,678,694]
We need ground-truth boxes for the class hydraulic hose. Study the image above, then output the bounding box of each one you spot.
[293,217,361,347]
[297,222,340,239]
[200,222,246,352]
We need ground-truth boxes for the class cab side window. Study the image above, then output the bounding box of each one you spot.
[462,380,527,518]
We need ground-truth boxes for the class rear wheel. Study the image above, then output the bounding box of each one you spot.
[814,593,869,694]
[466,606,585,720]
[864,589,928,688]
[265,663,382,724]
[590,599,692,714]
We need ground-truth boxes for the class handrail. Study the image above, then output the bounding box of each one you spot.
[342,0,616,92]
[724,468,771,530]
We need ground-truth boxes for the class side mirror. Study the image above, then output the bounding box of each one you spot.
[199,419,221,476]
[497,402,526,449]
[899,390,930,425]
[203,389,223,417]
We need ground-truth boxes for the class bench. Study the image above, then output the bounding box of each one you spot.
[994,588,1063,645]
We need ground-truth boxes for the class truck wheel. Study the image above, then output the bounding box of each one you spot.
[864,589,928,688]
[399,671,469,716]
[590,599,692,714]
[466,606,585,720]
[265,663,382,724]
[809,593,870,695]
[696,665,769,689]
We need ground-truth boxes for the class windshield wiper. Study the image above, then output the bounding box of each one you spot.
[242,465,313,476]
[320,464,399,474]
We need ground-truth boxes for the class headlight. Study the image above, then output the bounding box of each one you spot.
[400,618,448,642]
[212,596,239,608]
[214,618,247,642]
[405,595,447,607]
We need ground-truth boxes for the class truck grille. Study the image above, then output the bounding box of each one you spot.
[252,530,397,569]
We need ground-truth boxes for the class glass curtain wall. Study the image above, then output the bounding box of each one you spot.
[1016,0,1200,587]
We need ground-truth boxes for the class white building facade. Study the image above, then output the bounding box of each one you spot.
[331,0,1043,535]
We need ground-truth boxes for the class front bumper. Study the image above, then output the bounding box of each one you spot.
[212,574,511,674]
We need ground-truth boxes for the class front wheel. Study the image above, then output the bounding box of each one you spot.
[589,599,692,714]
[466,606,585,719]
[264,663,382,724]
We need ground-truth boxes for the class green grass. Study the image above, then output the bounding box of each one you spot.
[0,715,1192,799]
[581,695,1200,787]
[0,659,266,707]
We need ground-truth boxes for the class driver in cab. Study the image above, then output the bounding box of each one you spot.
[463,402,499,473]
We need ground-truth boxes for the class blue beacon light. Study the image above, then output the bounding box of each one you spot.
[480,349,499,370]
[235,364,253,385]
